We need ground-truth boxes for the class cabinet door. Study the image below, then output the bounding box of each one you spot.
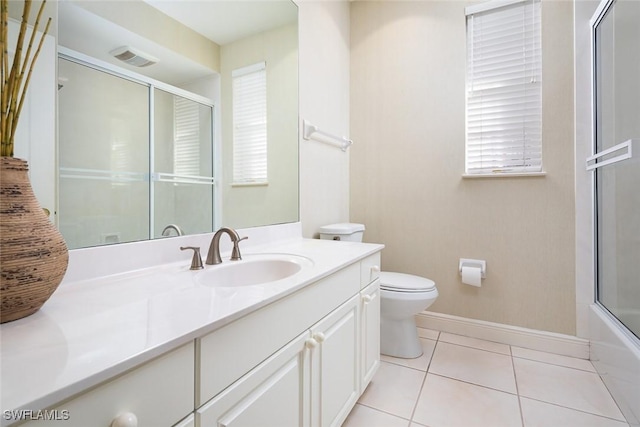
[197,263,360,406]
[361,279,380,390]
[197,331,311,427]
[309,295,360,427]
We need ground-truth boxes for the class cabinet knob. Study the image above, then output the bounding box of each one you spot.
[371,265,381,273]
[313,332,326,343]
[305,337,318,348]
[111,412,138,427]
[362,294,373,304]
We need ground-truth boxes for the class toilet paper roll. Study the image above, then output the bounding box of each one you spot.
[461,266,482,287]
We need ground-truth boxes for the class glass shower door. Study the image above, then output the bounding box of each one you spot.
[58,58,150,249]
[592,0,640,339]
[152,89,215,238]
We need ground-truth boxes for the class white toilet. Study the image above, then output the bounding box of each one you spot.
[319,223,438,359]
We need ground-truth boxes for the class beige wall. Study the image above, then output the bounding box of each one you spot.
[350,0,576,334]
[298,1,352,238]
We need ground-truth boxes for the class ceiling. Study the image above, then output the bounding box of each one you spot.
[58,0,297,86]
[143,1,297,46]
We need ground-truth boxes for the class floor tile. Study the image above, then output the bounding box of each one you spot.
[520,397,629,427]
[514,358,626,421]
[358,361,426,419]
[342,404,410,427]
[429,341,517,393]
[413,374,522,427]
[381,338,436,371]
[512,346,596,372]
[439,332,511,355]
[344,326,629,427]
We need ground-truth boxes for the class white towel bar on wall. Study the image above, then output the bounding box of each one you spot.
[586,138,639,171]
[302,120,353,152]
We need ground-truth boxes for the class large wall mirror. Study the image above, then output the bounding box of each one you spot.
[57,0,299,249]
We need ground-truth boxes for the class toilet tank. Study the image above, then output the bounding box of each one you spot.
[319,223,365,242]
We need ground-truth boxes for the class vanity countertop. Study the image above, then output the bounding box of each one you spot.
[0,237,383,418]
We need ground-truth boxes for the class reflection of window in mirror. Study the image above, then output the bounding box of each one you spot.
[232,62,268,185]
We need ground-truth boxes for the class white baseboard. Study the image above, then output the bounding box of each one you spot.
[416,311,590,360]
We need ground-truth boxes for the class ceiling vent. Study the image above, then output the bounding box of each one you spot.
[109,46,158,68]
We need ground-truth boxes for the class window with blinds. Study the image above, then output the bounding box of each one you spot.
[465,0,542,175]
[232,62,267,184]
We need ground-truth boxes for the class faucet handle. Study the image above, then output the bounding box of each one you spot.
[230,236,248,261]
[180,246,204,270]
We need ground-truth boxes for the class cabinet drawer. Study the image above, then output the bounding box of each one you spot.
[197,263,360,406]
[360,253,381,289]
[22,342,195,427]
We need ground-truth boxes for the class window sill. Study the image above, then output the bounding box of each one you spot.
[231,181,269,187]
[462,171,547,179]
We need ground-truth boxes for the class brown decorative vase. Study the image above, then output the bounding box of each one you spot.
[0,157,69,323]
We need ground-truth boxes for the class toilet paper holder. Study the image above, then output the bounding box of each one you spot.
[459,258,486,278]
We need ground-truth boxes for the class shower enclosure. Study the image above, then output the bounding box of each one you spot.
[58,50,216,250]
[588,0,640,423]
[592,0,640,342]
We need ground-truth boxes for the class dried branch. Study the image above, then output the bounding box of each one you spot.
[12,15,50,146]
[1,0,7,153]
[0,0,49,157]
[4,2,28,155]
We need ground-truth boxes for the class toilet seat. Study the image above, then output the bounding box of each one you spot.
[380,272,436,293]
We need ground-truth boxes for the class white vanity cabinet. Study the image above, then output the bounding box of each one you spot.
[196,253,381,427]
[20,342,195,427]
[197,295,360,427]
[7,247,382,427]
[196,263,361,407]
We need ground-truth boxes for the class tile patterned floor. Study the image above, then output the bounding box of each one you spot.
[343,328,629,427]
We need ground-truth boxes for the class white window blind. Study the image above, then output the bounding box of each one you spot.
[465,0,542,175]
[232,62,267,184]
[174,96,201,177]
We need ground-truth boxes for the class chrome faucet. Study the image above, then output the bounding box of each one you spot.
[162,224,184,237]
[206,227,248,265]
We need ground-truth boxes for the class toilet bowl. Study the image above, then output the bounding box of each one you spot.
[379,272,438,358]
[318,223,439,359]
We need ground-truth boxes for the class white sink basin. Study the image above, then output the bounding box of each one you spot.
[195,254,314,287]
